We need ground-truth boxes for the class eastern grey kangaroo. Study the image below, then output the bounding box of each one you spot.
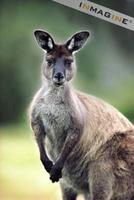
[29,29,134,200]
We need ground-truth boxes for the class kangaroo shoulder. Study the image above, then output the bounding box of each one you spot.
[28,87,45,122]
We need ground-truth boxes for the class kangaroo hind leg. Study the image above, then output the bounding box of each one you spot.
[89,162,114,200]
[60,182,77,200]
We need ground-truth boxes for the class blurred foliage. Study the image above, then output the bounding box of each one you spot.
[0,0,134,124]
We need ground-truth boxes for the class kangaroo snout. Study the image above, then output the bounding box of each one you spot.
[53,72,65,86]
[54,72,64,80]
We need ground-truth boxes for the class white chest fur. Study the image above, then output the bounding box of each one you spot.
[41,100,70,132]
[39,86,72,139]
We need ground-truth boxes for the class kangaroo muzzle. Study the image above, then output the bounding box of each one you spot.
[53,71,65,86]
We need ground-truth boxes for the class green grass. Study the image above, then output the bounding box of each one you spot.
[0,124,61,200]
[0,124,83,200]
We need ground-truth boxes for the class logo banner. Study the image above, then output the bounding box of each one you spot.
[53,0,134,32]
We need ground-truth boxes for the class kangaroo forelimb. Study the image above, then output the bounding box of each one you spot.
[31,119,53,173]
[50,129,80,183]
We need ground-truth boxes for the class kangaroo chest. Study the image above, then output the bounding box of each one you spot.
[41,100,71,133]
[39,90,73,159]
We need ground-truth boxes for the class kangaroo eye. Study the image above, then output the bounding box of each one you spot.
[47,59,55,67]
[64,59,73,66]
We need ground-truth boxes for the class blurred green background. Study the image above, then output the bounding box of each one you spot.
[0,0,134,199]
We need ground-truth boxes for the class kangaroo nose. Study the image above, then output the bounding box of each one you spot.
[54,72,64,81]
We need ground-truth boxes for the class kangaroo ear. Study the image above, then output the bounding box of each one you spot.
[66,31,90,53]
[34,30,55,52]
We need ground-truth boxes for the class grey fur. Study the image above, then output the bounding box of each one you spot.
[29,30,134,200]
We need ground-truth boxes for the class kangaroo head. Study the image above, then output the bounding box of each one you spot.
[34,30,90,86]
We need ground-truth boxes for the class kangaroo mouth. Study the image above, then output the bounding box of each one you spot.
[55,82,63,86]
[53,79,65,87]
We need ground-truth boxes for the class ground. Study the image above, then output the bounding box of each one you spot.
[0,124,83,200]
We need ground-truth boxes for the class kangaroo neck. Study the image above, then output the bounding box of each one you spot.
[43,81,72,104]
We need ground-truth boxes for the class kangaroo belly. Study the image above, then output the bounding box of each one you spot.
[41,102,72,161]
[44,111,89,193]
[62,153,89,192]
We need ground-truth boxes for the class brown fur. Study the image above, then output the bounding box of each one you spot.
[29,30,134,200]
[47,45,72,58]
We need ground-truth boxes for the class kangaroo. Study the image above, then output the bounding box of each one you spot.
[29,29,134,200]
